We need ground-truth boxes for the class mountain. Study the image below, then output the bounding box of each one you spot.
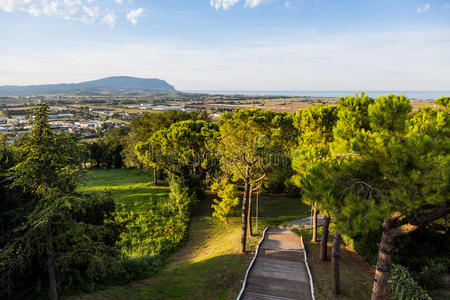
[0,76,177,96]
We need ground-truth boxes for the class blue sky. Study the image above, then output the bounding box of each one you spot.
[1,0,449,90]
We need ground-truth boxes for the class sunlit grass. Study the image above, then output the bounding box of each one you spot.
[77,169,170,212]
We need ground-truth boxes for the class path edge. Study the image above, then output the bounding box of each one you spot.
[301,235,316,300]
[236,227,269,300]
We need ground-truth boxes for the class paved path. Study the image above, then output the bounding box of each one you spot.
[238,228,313,300]
[283,214,325,230]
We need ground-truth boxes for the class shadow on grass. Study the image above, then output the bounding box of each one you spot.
[69,253,252,300]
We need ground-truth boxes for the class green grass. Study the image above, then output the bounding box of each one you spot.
[78,169,169,212]
[78,169,189,258]
[71,174,310,300]
[253,194,310,229]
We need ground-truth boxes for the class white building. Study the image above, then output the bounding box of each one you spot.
[75,121,102,129]
[48,114,74,119]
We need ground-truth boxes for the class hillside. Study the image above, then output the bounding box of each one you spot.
[0,76,176,96]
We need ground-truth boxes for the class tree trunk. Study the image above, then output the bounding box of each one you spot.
[332,228,342,295]
[46,228,58,300]
[240,166,250,253]
[370,207,450,300]
[320,215,330,261]
[153,167,158,185]
[371,229,394,300]
[248,183,253,236]
[311,203,318,242]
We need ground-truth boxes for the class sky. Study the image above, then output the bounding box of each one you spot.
[0,0,449,91]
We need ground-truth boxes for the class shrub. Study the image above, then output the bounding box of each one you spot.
[418,260,447,290]
[115,178,196,258]
[351,230,380,265]
[390,264,431,300]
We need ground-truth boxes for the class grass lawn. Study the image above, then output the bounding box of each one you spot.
[72,170,310,300]
[78,169,169,212]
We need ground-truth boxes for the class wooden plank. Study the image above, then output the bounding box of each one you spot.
[250,258,309,282]
[260,239,302,250]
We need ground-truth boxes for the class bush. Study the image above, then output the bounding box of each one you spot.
[350,230,380,265]
[390,264,432,300]
[347,225,449,270]
[418,260,447,290]
[392,224,450,270]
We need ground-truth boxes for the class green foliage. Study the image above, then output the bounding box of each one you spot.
[435,96,449,109]
[136,119,217,194]
[9,104,81,195]
[217,109,292,184]
[211,178,239,224]
[124,110,209,167]
[0,105,127,299]
[390,264,431,300]
[348,230,380,265]
[291,104,338,205]
[0,191,123,298]
[89,127,128,169]
[114,178,196,258]
[304,94,449,236]
[332,92,373,154]
[418,261,447,290]
[262,161,298,195]
[295,94,449,298]
[368,94,412,133]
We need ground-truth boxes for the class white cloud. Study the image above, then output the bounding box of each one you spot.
[284,1,291,9]
[210,0,240,10]
[0,0,124,27]
[210,0,274,10]
[102,10,117,28]
[126,7,144,25]
[417,3,430,14]
[81,5,100,23]
[244,0,271,8]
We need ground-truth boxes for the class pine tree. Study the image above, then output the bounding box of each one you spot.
[292,104,338,244]
[306,95,449,300]
[211,178,239,224]
[215,109,284,252]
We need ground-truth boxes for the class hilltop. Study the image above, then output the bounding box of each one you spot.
[0,76,176,96]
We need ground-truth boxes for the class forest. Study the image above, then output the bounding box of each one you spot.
[0,94,449,300]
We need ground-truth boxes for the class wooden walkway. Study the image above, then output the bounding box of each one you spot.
[238,228,314,300]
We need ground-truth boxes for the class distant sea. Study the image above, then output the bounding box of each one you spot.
[183,90,450,100]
